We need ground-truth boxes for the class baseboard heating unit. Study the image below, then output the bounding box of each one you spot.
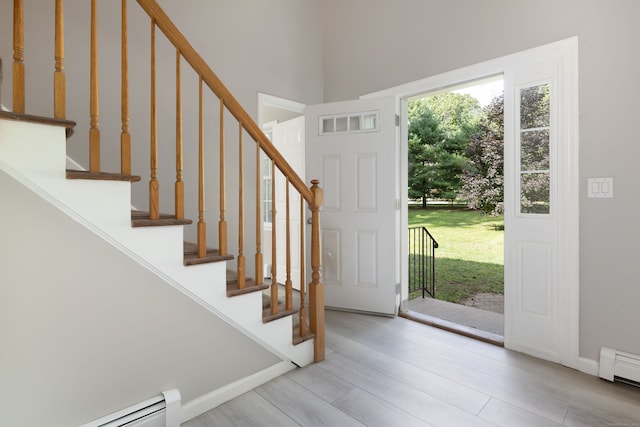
[79,389,181,427]
[599,347,640,388]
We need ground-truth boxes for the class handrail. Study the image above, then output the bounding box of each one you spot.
[135,0,314,206]
[409,226,438,299]
[420,226,439,248]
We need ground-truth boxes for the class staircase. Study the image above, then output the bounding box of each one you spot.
[0,116,315,364]
[1,0,324,418]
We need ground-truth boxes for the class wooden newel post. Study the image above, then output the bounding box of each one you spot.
[308,179,325,362]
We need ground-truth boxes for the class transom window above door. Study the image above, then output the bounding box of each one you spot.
[319,111,379,135]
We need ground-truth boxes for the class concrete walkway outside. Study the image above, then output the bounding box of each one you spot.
[406,294,504,336]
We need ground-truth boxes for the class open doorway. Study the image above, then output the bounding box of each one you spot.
[362,38,579,365]
[405,77,505,341]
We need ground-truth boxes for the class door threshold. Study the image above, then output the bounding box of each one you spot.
[399,309,504,347]
[326,306,395,318]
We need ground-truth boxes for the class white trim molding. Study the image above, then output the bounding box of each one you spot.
[181,361,296,423]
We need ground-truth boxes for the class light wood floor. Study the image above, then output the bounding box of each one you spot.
[184,310,640,426]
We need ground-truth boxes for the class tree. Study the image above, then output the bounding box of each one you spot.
[407,101,445,207]
[424,93,482,147]
[408,94,481,205]
[460,95,504,215]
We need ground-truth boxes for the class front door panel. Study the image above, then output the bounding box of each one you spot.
[306,97,397,315]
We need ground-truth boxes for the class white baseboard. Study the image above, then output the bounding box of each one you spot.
[576,356,599,376]
[181,360,296,423]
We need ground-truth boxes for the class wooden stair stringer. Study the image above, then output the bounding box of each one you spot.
[0,117,315,367]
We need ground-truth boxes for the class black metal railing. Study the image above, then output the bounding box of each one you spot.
[408,226,438,298]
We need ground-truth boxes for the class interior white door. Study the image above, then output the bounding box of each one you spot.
[306,96,398,315]
[503,48,575,363]
[272,116,305,290]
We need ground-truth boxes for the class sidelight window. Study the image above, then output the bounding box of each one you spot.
[519,83,551,214]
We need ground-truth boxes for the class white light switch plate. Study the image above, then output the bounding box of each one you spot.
[587,177,613,198]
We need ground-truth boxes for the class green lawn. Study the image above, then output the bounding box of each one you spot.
[409,206,504,303]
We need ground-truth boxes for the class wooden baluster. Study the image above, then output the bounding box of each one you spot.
[120,0,130,175]
[218,99,227,255]
[89,0,100,172]
[197,77,206,258]
[237,123,246,289]
[149,20,159,219]
[255,143,263,286]
[285,179,292,311]
[54,0,65,119]
[270,162,278,315]
[175,50,184,219]
[309,180,325,362]
[299,201,307,336]
[12,0,25,113]
[120,0,131,175]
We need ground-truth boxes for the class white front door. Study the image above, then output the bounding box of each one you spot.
[503,40,579,365]
[272,116,305,290]
[306,96,398,315]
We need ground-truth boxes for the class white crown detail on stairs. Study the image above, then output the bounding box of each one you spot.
[0,117,315,367]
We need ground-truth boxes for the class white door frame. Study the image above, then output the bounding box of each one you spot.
[258,93,306,127]
[362,37,580,371]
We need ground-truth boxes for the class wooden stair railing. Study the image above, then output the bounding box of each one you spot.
[8,0,324,362]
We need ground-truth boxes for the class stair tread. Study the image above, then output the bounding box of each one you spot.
[67,169,141,182]
[263,304,298,323]
[227,280,269,297]
[293,330,315,345]
[0,110,76,137]
[183,241,234,265]
[131,210,192,227]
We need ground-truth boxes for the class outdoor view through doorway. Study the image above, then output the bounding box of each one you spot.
[406,77,505,339]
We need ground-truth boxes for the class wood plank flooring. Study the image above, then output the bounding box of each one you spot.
[184,310,640,426]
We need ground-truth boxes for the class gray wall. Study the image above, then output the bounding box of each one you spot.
[322,0,640,360]
[0,170,282,427]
